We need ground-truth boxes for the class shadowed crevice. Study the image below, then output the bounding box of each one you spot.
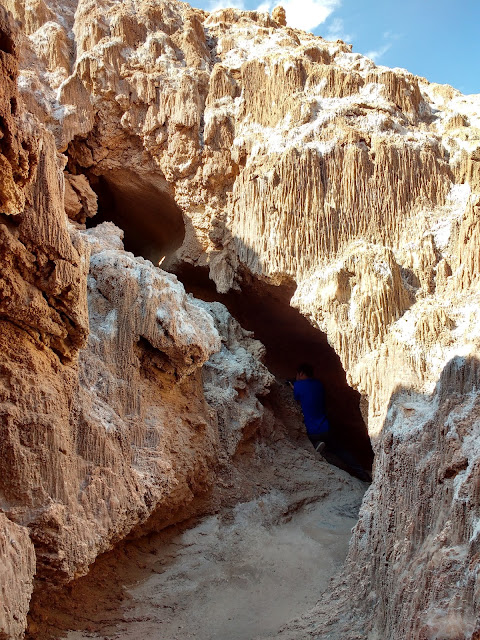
[174,262,374,470]
[86,169,185,266]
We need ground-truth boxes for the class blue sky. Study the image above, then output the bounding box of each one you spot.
[192,0,480,95]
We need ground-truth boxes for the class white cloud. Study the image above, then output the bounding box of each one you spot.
[325,17,352,42]
[282,0,340,31]
[207,0,245,10]
[252,0,341,32]
[256,0,271,10]
[365,43,391,62]
[365,31,401,62]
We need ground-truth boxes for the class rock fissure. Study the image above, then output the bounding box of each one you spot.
[174,262,374,471]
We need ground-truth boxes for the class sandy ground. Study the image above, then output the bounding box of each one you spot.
[55,481,363,640]
[26,398,368,640]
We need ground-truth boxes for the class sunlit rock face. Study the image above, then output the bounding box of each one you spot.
[1,0,480,637]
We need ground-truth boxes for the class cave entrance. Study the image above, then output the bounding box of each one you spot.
[86,169,185,267]
[175,263,374,472]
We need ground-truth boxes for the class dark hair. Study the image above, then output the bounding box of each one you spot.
[297,363,314,378]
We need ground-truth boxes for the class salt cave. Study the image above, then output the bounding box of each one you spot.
[176,262,374,472]
[1,0,480,638]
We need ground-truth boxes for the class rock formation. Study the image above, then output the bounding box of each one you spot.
[1,0,480,637]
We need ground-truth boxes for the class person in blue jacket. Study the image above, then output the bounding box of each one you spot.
[293,363,330,452]
[292,363,372,481]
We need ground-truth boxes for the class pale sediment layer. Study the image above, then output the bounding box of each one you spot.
[1,0,480,638]
[35,478,365,640]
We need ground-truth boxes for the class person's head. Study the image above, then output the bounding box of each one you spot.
[296,363,314,380]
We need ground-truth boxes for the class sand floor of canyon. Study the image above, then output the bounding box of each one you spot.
[36,453,366,640]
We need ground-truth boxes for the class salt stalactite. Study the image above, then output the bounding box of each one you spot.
[305,64,364,98]
[454,148,480,192]
[240,58,307,127]
[206,63,238,105]
[365,69,423,121]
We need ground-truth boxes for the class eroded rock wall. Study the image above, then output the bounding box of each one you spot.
[0,512,35,640]
[2,0,480,637]
[1,6,88,632]
[0,8,276,637]
[274,355,480,640]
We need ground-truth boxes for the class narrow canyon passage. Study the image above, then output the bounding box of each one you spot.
[66,493,362,640]
[36,180,376,639]
[28,443,367,640]
[24,247,372,639]
[175,264,374,473]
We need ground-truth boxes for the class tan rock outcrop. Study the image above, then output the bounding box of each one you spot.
[0,9,243,635]
[2,0,480,637]
[272,5,286,26]
[0,6,31,217]
[195,299,275,456]
[1,10,89,383]
[64,172,97,222]
[2,214,279,638]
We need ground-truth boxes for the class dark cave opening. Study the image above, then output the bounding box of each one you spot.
[174,263,374,472]
[81,165,373,471]
[86,169,185,266]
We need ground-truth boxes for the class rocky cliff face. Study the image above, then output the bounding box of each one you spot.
[1,8,275,634]
[1,0,479,637]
